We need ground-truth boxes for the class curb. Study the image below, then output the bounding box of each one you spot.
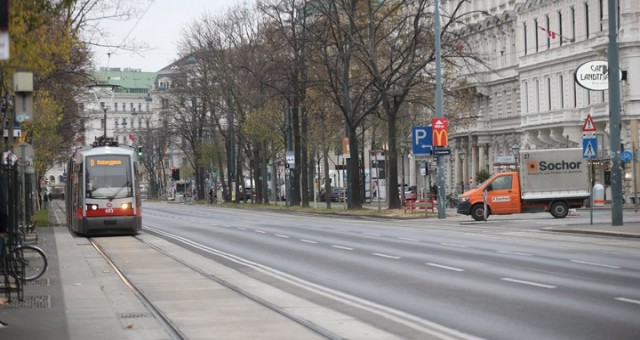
[543,227,640,238]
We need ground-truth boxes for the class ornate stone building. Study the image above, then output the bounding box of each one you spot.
[444,0,640,199]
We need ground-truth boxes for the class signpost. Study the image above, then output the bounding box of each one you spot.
[431,118,448,147]
[431,149,451,156]
[582,114,598,225]
[411,126,432,155]
[582,114,597,159]
[286,151,295,168]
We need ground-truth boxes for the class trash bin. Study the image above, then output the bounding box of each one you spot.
[593,183,605,207]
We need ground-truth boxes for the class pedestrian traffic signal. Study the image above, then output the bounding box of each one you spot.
[137,146,143,157]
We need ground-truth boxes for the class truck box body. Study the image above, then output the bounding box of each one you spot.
[520,148,590,201]
[457,148,590,220]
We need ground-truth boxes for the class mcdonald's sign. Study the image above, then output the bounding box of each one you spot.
[432,118,448,147]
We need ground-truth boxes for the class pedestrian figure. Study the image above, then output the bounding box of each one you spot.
[372,180,379,199]
[43,191,49,209]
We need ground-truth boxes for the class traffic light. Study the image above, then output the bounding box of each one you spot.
[0,0,8,31]
[137,146,143,157]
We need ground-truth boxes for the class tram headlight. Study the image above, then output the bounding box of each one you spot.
[121,202,132,210]
[87,204,99,211]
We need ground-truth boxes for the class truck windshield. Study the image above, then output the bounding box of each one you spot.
[488,176,512,191]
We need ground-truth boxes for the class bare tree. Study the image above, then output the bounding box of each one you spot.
[257,0,318,207]
[136,119,171,199]
[307,0,385,209]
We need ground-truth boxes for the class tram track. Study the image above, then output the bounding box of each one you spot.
[89,235,338,339]
[134,231,342,340]
[89,228,479,339]
[89,238,186,340]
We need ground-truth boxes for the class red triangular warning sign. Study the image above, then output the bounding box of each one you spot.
[582,114,597,132]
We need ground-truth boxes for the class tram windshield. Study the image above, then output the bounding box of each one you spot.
[85,155,133,199]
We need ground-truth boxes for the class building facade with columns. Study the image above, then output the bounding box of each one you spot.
[444,0,640,199]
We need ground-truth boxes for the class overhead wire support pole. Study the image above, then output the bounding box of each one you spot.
[434,0,446,219]
[608,0,623,226]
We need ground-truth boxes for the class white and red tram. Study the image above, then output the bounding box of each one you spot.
[65,137,142,235]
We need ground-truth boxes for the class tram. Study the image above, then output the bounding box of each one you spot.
[65,137,142,236]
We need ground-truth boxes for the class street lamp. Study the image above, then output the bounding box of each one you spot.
[88,84,122,139]
[511,142,520,171]
[459,148,465,192]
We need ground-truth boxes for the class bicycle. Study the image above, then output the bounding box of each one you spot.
[446,194,460,208]
[2,236,48,282]
[181,193,193,204]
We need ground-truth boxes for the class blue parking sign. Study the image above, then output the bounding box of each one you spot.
[412,126,432,155]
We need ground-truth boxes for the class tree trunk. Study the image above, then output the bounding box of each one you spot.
[386,109,401,209]
[347,126,362,209]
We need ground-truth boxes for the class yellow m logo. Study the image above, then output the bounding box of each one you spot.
[432,129,448,147]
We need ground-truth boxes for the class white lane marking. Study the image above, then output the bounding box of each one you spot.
[237,227,247,230]
[332,245,354,251]
[254,230,267,234]
[497,250,533,256]
[615,297,640,305]
[275,234,290,238]
[372,253,401,260]
[570,260,620,269]
[501,278,556,289]
[426,263,464,272]
[300,239,318,244]
[440,243,468,248]
[364,232,381,236]
[398,237,419,241]
[144,226,483,339]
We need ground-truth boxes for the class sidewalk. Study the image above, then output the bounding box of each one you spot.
[543,215,640,238]
[0,200,131,339]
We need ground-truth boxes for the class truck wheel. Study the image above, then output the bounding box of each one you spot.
[471,204,488,221]
[550,201,569,218]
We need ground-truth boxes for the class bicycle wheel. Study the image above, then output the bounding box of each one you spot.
[8,245,48,282]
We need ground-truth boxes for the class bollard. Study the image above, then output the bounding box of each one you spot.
[593,183,605,207]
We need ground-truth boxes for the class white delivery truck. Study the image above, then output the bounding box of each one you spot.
[457,148,590,221]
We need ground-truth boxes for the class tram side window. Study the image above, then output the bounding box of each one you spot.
[76,164,82,205]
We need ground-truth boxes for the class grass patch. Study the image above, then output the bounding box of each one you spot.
[32,208,50,227]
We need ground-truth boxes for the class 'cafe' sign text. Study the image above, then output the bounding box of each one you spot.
[574,60,622,91]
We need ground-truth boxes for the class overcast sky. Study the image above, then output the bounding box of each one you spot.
[92,0,245,72]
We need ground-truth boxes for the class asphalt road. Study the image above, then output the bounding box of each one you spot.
[142,202,640,340]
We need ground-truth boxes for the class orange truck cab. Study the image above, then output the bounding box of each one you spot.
[456,148,590,221]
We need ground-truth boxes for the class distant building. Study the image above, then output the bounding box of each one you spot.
[46,68,157,194]
[82,67,157,145]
